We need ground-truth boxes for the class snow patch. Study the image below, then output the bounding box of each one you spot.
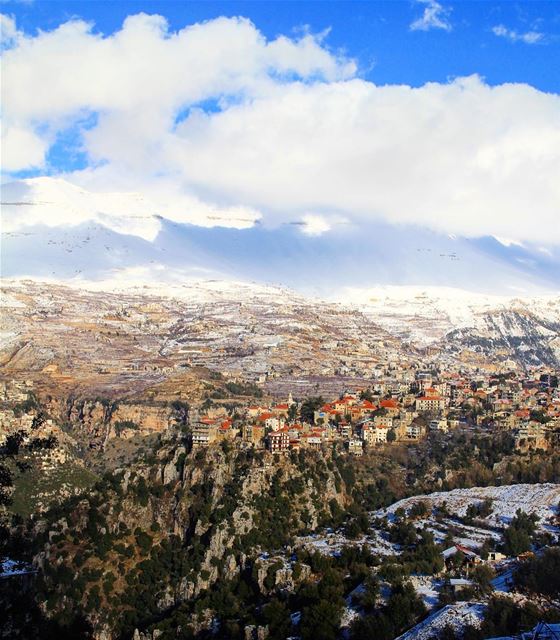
[379,484,560,531]
[396,602,485,640]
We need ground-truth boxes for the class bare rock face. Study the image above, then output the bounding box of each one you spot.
[93,627,114,640]
[68,399,108,438]
[110,404,172,434]
[196,522,231,592]
[156,585,175,610]
[275,566,297,591]
[162,460,179,485]
[178,578,196,601]
[132,630,164,640]
[244,625,269,640]
[189,609,215,636]
[131,627,165,640]
[161,446,186,484]
[39,393,179,461]
[253,556,310,594]
[223,552,240,581]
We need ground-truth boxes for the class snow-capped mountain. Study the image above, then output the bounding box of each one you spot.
[2,177,559,368]
[341,286,560,368]
[2,177,162,241]
[3,177,560,295]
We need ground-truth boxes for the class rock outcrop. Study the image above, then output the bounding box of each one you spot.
[30,442,350,639]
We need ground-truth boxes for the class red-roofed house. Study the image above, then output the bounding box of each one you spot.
[416,395,445,412]
[272,403,290,417]
[380,399,400,416]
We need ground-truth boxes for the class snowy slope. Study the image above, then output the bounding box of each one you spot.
[335,286,560,367]
[1,177,259,240]
[3,177,559,367]
[379,484,560,530]
[339,286,560,344]
[396,603,486,640]
[2,177,162,241]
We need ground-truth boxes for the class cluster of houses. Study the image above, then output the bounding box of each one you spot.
[0,379,34,404]
[190,368,560,455]
[191,389,444,455]
[1,367,558,456]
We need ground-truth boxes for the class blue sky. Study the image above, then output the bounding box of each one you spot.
[7,1,560,92]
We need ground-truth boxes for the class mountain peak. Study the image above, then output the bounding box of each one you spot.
[2,177,161,241]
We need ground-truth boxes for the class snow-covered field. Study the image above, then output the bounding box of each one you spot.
[297,484,559,563]
[379,483,560,530]
[408,575,443,609]
[295,528,396,557]
[421,518,503,549]
[297,485,559,638]
[396,603,486,640]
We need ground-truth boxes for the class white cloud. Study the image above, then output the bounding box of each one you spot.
[0,14,19,47]
[1,13,354,171]
[492,24,544,45]
[1,14,560,246]
[410,0,452,32]
[300,214,335,236]
[167,76,560,244]
[1,124,48,171]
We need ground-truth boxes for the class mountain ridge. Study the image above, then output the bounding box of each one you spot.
[2,277,559,373]
[3,177,560,296]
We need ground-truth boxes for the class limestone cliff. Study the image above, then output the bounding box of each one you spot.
[29,439,351,639]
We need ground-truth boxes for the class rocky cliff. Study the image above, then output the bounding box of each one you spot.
[27,439,350,639]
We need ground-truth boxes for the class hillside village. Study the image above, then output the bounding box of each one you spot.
[189,368,560,457]
[2,364,560,640]
[2,364,559,458]
[2,281,560,409]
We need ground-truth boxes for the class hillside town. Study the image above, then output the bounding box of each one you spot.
[2,357,559,640]
[2,366,559,457]
[190,369,560,457]
[1,285,559,640]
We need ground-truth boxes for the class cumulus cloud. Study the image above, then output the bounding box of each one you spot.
[1,13,560,245]
[410,0,452,32]
[1,124,48,171]
[1,13,354,171]
[0,13,19,47]
[168,76,560,244]
[492,24,544,45]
